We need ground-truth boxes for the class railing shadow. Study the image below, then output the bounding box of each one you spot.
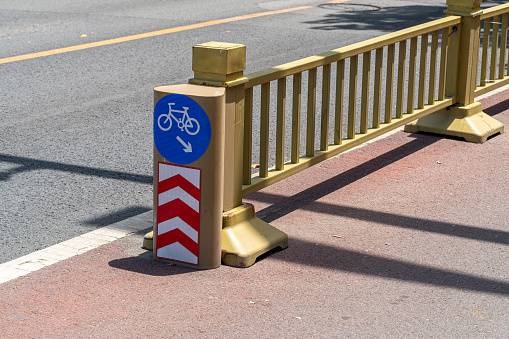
[272,237,509,295]
[250,133,440,222]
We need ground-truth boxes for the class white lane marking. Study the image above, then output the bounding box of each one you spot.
[0,211,153,285]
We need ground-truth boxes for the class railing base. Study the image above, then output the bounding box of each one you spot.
[404,102,504,143]
[142,231,154,251]
[222,203,288,268]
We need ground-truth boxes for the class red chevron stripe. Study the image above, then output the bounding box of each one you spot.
[158,174,200,200]
[156,228,199,257]
[157,199,200,230]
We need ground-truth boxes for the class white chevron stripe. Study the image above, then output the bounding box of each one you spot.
[158,187,199,212]
[159,163,200,188]
[158,217,198,243]
[157,242,198,264]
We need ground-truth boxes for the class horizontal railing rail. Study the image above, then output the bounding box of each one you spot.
[242,16,461,196]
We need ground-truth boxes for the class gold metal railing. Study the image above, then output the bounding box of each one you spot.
[241,16,461,196]
[477,3,509,96]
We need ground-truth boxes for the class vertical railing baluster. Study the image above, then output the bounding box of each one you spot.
[373,48,383,127]
[321,64,331,150]
[348,56,358,139]
[361,52,371,133]
[306,68,317,157]
[500,14,509,80]
[438,27,450,101]
[276,78,286,171]
[490,17,500,83]
[259,82,270,178]
[396,41,406,119]
[418,33,428,109]
[481,18,491,86]
[407,37,418,114]
[385,44,395,123]
[335,60,345,145]
[291,73,302,164]
[428,30,439,105]
[243,87,253,185]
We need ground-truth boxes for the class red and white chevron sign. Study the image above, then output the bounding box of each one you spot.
[156,162,201,265]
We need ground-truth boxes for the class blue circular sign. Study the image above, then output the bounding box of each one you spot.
[154,94,212,165]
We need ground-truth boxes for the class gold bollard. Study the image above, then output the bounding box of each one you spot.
[190,42,288,268]
[152,84,226,269]
[405,0,504,142]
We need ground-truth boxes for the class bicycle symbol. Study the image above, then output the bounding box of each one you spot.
[157,103,200,135]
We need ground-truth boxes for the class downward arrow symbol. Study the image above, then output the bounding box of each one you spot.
[176,136,193,153]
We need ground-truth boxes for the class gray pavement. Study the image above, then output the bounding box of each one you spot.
[0,88,507,338]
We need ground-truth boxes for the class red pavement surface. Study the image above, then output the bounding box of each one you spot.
[1,92,508,338]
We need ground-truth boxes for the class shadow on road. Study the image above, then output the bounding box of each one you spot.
[306,5,445,32]
[273,237,509,296]
[0,153,152,184]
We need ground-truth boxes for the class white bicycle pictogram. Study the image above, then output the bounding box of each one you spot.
[157,103,200,135]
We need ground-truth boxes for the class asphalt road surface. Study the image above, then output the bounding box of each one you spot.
[0,0,506,263]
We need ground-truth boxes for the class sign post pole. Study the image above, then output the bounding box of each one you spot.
[152,84,226,269]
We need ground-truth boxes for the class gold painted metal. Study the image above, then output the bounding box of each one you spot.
[406,0,505,143]
[192,42,246,83]
[373,48,383,127]
[405,102,504,142]
[292,73,302,163]
[191,41,288,267]
[499,14,508,79]
[348,55,358,139]
[243,87,253,185]
[490,19,500,83]
[438,27,450,100]
[242,98,454,197]
[260,82,270,178]
[335,60,345,144]
[222,203,288,268]
[385,44,395,123]
[361,52,371,134]
[321,64,331,150]
[307,68,317,156]
[429,30,439,105]
[142,231,153,250]
[480,18,490,86]
[407,37,418,114]
[276,78,286,170]
[396,41,406,119]
[481,3,509,20]
[418,33,429,109]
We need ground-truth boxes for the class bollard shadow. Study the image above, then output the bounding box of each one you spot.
[108,248,197,277]
[272,237,509,296]
[0,153,152,183]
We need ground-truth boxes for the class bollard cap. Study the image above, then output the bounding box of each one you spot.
[445,0,482,16]
[192,42,246,84]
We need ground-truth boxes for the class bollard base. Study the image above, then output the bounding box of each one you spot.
[142,231,153,251]
[222,203,288,268]
[404,102,504,143]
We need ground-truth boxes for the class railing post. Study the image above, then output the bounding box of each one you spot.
[190,42,288,268]
[405,0,504,143]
